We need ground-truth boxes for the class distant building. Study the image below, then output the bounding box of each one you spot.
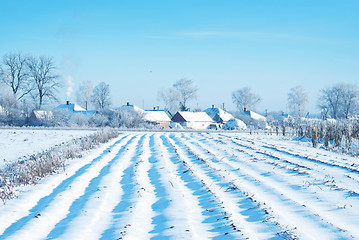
[171,111,214,129]
[238,108,268,129]
[204,105,234,124]
[118,102,145,113]
[242,108,267,122]
[55,101,87,112]
[54,101,96,119]
[29,110,53,123]
[144,110,171,128]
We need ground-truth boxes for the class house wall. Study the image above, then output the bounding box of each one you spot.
[159,121,170,128]
[186,121,212,129]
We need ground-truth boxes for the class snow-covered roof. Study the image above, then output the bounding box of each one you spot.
[174,111,214,122]
[144,111,171,122]
[119,103,145,113]
[55,103,86,112]
[32,110,53,120]
[243,110,267,121]
[204,107,233,123]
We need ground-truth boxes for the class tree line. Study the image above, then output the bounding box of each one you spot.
[1,52,358,127]
[0,52,113,125]
[158,79,358,120]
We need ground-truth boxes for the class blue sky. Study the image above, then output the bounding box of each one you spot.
[1,0,358,113]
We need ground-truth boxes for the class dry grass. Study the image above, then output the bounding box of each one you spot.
[0,128,118,203]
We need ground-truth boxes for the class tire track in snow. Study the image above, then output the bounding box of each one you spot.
[1,134,136,240]
[186,133,357,239]
[48,134,143,239]
[0,134,127,238]
[167,133,282,240]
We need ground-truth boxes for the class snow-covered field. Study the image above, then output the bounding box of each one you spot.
[0,129,95,168]
[0,131,359,239]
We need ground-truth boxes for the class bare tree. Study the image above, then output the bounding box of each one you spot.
[232,87,261,111]
[158,87,181,115]
[76,80,93,110]
[27,56,61,109]
[318,83,358,119]
[91,82,112,109]
[173,78,197,111]
[287,86,308,119]
[0,53,32,101]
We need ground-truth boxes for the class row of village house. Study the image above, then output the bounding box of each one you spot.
[29,101,270,130]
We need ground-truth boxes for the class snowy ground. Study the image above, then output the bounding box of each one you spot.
[0,129,95,168]
[0,131,358,239]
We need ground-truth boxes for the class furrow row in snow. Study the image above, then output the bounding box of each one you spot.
[1,134,135,240]
[52,134,142,240]
[0,133,130,237]
[180,133,354,239]
[167,133,281,240]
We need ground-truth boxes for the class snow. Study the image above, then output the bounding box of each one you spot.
[243,110,267,121]
[222,118,247,130]
[55,103,86,112]
[0,131,359,239]
[174,111,214,122]
[0,129,95,168]
[169,122,183,129]
[203,107,233,123]
[144,111,171,122]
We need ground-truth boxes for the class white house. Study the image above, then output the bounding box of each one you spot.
[144,110,171,128]
[171,111,215,129]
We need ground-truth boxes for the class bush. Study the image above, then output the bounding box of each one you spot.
[0,128,119,203]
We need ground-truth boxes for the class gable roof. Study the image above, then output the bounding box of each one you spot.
[32,110,53,120]
[172,111,214,122]
[204,107,233,123]
[144,110,171,122]
[243,110,267,121]
[119,103,145,113]
[55,103,86,112]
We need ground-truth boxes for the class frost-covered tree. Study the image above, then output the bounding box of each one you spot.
[158,87,181,115]
[76,80,93,110]
[27,56,61,109]
[0,53,32,101]
[91,82,112,109]
[318,83,358,119]
[287,86,308,119]
[173,78,197,111]
[232,87,261,111]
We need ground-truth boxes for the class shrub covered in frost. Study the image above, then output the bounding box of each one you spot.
[0,128,119,203]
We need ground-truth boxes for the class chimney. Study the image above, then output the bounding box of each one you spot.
[244,107,247,111]
[153,107,156,110]
[127,102,130,106]
[66,101,70,105]
[212,104,215,109]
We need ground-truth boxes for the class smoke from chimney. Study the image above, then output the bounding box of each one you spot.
[65,75,74,100]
